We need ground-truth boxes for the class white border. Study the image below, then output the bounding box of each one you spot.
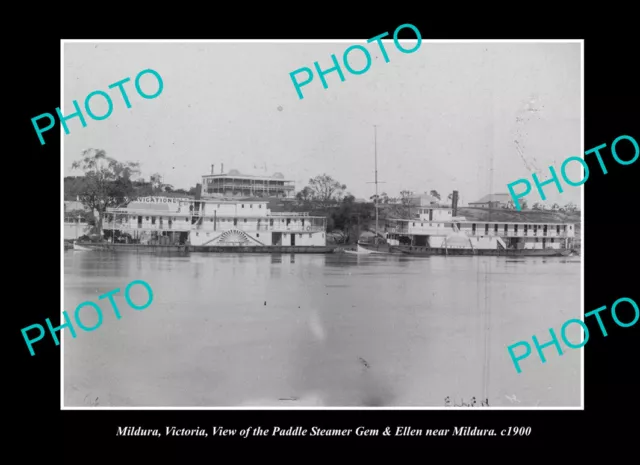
[61,39,585,411]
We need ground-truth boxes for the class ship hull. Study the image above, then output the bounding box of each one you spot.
[356,242,571,257]
[68,242,335,254]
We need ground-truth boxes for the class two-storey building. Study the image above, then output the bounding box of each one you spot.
[201,168,295,199]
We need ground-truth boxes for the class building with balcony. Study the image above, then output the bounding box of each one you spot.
[384,206,576,250]
[102,196,326,247]
[63,200,94,240]
[201,168,295,199]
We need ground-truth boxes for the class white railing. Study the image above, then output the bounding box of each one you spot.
[103,222,192,232]
[463,229,569,238]
[268,212,311,217]
[257,225,324,232]
[104,222,326,234]
[197,224,325,233]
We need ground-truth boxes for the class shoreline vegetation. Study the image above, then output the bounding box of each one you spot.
[64,150,581,248]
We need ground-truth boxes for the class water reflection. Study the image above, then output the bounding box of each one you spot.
[63,251,581,407]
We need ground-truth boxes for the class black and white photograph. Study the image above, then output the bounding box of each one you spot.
[61,39,582,408]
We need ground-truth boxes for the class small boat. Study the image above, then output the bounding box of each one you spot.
[350,242,393,254]
[73,241,92,251]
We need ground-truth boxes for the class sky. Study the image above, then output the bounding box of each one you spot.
[63,41,581,207]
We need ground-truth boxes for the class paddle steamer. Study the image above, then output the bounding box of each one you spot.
[356,126,576,257]
[92,195,331,253]
[358,199,576,257]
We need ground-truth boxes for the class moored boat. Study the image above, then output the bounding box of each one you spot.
[353,242,393,254]
[73,241,92,251]
[381,198,577,258]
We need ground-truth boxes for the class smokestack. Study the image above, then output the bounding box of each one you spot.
[452,190,459,217]
[221,163,224,174]
[195,183,202,201]
[211,164,214,175]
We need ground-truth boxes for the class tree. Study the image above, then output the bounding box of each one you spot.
[296,186,314,202]
[532,202,541,210]
[564,202,577,212]
[306,174,347,206]
[506,200,515,209]
[399,190,414,219]
[371,192,389,204]
[71,149,140,238]
[430,190,441,201]
[551,203,560,211]
[520,200,528,210]
[149,173,171,194]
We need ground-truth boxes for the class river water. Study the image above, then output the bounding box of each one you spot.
[63,251,581,407]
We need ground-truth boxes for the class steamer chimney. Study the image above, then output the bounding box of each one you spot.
[211,164,214,175]
[452,190,459,217]
[221,163,224,174]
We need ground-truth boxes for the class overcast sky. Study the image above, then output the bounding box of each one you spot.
[63,41,581,206]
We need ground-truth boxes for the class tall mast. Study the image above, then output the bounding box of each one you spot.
[366,125,385,244]
[374,125,378,241]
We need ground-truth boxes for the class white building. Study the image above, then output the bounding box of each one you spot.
[201,166,295,199]
[63,200,93,240]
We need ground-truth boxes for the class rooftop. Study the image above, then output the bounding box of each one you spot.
[203,170,292,181]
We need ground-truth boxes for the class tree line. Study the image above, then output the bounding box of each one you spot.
[65,150,578,243]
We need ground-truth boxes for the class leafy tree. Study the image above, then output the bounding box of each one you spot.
[532,202,541,210]
[64,176,91,201]
[148,173,173,194]
[305,174,347,206]
[399,190,414,219]
[296,186,314,202]
[551,203,560,211]
[521,200,528,210]
[447,193,453,202]
[430,190,441,200]
[71,149,140,238]
[564,202,577,212]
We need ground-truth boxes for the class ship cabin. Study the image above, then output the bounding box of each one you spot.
[103,196,327,247]
[385,206,576,250]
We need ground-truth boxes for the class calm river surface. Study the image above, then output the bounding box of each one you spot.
[63,251,581,407]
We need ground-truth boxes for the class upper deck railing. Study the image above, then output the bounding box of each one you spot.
[101,220,325,233]
[268,212,310,217]
[385,220,574,238]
